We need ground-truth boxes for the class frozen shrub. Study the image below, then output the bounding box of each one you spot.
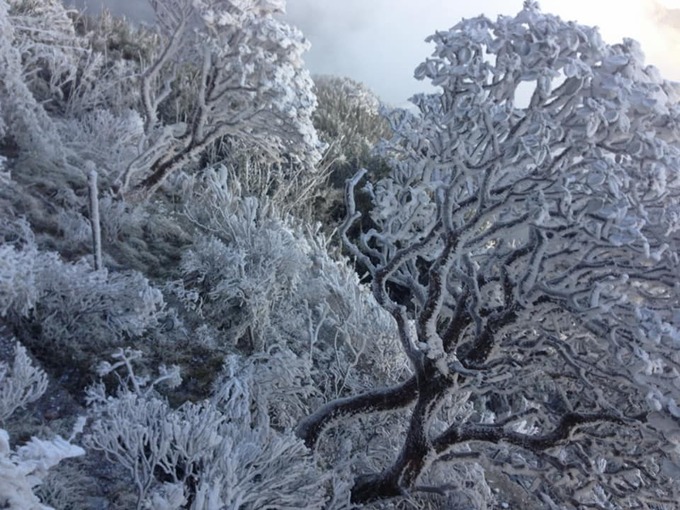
[0,427,85,510]
[0,219,52,318]
[56,109,144,186]
[177,229,305,351]
[0,342,84,510]
[0,242,43,318]
[312,74,390,182]
[0,0,69,163]
[0,342,48,424]
[86,349,328,510]
[177,172,408,400]
[230,347,321,429]
[33,261,164,350]
[1,219,164,356]
[6,0,86,105]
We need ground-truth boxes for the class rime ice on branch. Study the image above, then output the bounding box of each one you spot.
[115,0,322,199]
[298,3,680,506]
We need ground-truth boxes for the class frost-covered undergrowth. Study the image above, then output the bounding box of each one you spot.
[0,342,84,510]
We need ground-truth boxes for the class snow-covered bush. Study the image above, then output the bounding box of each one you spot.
[0,342,84,510]
[310,75,392,228]
[6,0,86,106]
[313,75,390,176]
[176,222,306,352]
[1,219,164,359]
[0,0,65,166]
[56,110,145,188]
[34,262,164,350]
[0,239,42,318]
[0,427,85,510]
[112,0,322,199]
[0,218,59,318]
[0,342,48,424]
[177,172,408,391]
[232,347,320,429]
[85,349,328,510]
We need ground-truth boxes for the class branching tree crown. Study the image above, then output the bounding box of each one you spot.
[298,4,680,506]
[115,0,322,198]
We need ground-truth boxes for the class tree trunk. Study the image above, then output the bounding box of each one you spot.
[350,370,450,504]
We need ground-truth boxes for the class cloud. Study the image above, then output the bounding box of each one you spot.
[639,0,680,79]
[284,0,514,106]
[648,0,680,31]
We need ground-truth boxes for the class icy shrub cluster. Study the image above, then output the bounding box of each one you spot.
[0,342,85,510]
[0,219,164,353]
[85,349,329,510]
[0,342,48,424]
[176,173,408,394]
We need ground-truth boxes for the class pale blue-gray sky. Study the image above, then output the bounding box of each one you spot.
[66,0,680,106]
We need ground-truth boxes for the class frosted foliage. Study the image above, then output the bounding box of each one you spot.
[56,110,144,182]
[178,225,306,351]
[0,0,64,163]
[0,345,83,510]
[0,219,164,348]
[0,342,48,423]
[179,179,406,389]
[0,220,53,318]
[237,348,320,428]
[315,75,381,114]
[86,351,327,510]
[313,75,390,171]
[116,0,321,197]
[328,3,680,506]
[0,243,41,318]
[6,0,85,102]
[0,428,85,510]
[35,263,164,349]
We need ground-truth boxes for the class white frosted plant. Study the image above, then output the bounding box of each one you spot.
[178,172,409,396]
[0,342,48,424]
[56,109,145,187]
[313,74,390,170]
[86,349,328,510]
[6,0,86,104]
[177,177,310,352]
[114,0,322,199]
[33,260,164,350]
[0,0,71,164]
[236,347,321,429]
[0,218,164,352]
[0,219,58,319]
[0,427,86,510]
[0,240,42,318]
[0,342,85,510]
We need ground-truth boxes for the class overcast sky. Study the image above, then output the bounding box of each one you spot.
[68,0,680,106]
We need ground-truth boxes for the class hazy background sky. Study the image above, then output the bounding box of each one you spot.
[67,0,680,106]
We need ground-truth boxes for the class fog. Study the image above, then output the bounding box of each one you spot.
[66,0,680,106]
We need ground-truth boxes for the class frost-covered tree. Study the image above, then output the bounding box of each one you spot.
[298,4,680,507]
[313,75,390,177]
[114,0,322,199]
[0,0,79,166]
[311,75,391,227]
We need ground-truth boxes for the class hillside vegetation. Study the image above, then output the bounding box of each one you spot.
[1,1,679,509]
